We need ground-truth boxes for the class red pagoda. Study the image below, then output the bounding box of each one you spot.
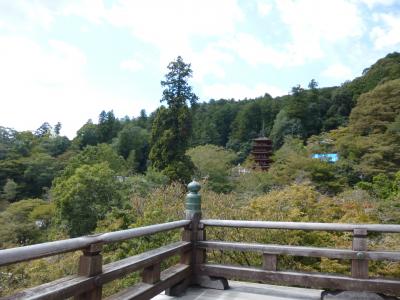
[251,137,272,170]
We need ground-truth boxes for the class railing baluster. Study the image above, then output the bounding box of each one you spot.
[75,243,103,300]
[262,253,277,271]
[142,261,161,284]
[179,223,193,266]
[351,228,368,279]
[195,222,207,269]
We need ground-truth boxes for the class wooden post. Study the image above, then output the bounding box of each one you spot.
[188,181,228,290]
[142,261,161,284]
[262,253,277,271]
[74,243,103,300]
[166,181,202,296]
[351,228,368,279]
[167,181,228,295]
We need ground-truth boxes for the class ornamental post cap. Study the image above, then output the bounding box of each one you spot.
[356,252,365,259]
[187,180,201,193]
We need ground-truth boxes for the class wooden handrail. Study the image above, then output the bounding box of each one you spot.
[197,240,400,261]
[201,219,400,232]
[197,220,400,296]
[0,220,190,267]
[1,182,399,299]
[2,242,191,300]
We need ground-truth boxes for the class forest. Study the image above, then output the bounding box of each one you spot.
[0,52,400,296]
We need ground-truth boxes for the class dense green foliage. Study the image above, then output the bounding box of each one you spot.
[149,56,197,182]
[52,163,125,237]
[1,53,400,297]
[187,144,238,193]
[0,199,54,247]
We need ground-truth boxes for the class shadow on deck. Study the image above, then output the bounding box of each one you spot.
[155,281,323,300]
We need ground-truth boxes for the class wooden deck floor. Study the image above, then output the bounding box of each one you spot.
[154,281,323,300]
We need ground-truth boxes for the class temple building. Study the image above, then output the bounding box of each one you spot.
[251,137,272,170]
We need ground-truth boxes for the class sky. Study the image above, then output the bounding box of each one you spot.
[0,0,399,138]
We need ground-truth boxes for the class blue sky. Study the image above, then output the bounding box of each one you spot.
[0,0,399,138]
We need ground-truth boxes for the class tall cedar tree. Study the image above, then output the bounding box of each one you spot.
[149,56,198,182]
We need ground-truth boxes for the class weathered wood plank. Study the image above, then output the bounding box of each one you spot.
[1,242,190,300]
[105,264,191,300]
[75,243,103,300]
[351,229,369,279]
[0,275,95,300]
[200,220,400,233]
[263,254,277,271]
[199,264,400,296]
[97,241,191,286]
[179,228,192,265]
[197,241,400,261]
[142,262,161,284]
[0,220,190,267]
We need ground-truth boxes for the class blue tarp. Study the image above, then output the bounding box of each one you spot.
[312,153,338,162]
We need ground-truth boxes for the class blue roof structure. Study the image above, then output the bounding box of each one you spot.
[312,153,338,163]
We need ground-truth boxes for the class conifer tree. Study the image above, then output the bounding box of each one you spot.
[149,56,197,182]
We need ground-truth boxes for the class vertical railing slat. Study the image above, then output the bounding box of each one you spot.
[263,253,277,271]
[351,228,368,279]
[142,261,161,284]
[74,243,103,300]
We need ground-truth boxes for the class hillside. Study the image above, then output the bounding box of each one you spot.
[1,52,400,201]
[1,52,400,298]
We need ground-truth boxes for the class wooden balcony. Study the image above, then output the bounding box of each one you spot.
[1,181,400,300]
[155,281,323,300]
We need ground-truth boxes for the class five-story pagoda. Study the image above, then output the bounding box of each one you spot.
[251,136,272,170]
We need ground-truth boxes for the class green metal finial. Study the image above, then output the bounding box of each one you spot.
[188,181,201,193]
[356,252,365,259]
[186,180,201,215]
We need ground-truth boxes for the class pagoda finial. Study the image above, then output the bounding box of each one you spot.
[259,120,266,137]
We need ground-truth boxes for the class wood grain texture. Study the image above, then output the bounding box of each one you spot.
[0,220,190,267]
[74,243,103,300]
[105,264,191,300]
[142,262,161,284]
[97,241,191,286]
[1,275,95,300]
[1,242,190,300]
[200,220,400,233]
[199,264,400,296]
[351,229,369,279]
[197,241,400,261]
[263,254,277,271]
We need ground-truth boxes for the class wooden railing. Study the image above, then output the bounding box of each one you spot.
[198,220,400,296]
[0,181,399,299]
[0,220,191,300]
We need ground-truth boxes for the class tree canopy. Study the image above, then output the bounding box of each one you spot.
[149,56,197,182]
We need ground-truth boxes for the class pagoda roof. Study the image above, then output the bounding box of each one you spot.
[253,137,271,141]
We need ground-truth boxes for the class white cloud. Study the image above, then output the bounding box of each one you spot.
[63,0,106,24]
[219,0,365,68]
[257,1,273,16]
[370,13,400,50]
[61,0,245,82]
[203,83,286,100]
[276,0,364,42]
[275,0,365,64]
[359,0,395,8]
[322,63,354,80]
[0,36,148,138]
[221,33,288,68]
[84,0,244,62]
[191,45,236,81]
[0,1,56,30]
[120,57,143,72]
